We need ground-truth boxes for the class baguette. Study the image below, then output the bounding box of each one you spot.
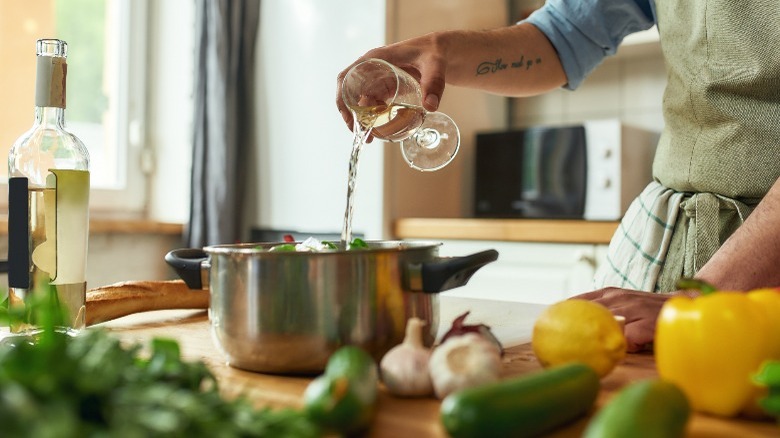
[86,280,209,326]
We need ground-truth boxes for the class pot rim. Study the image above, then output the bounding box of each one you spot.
[203,239,443,256]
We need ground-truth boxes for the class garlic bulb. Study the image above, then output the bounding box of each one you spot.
[429,333,502,399]
[379,317,434,397]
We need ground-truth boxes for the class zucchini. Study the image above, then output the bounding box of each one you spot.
[440,362,600,438]
[303,346,379,434]
[583,379,690,438]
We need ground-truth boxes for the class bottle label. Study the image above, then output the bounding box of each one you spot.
[8,177,31,288]
[8,170,90,289]
[49,169,90,284]
[35,56,66,108]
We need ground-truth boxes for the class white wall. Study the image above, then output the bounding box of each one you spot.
[252,0,387,239]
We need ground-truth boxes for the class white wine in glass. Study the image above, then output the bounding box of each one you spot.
[342,59,460,171]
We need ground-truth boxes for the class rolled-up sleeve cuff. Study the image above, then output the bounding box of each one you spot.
[525,7,608,90]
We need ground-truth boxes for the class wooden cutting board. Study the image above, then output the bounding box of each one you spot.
[101,310,778,437]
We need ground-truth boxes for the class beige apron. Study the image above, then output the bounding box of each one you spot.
[593,0,780,292]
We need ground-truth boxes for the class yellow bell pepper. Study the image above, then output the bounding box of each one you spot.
[655,285,780,417]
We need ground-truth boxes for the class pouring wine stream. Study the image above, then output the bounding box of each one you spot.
[340,110,376,248]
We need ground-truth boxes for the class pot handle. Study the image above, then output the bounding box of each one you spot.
[406,249,499,293]
[164,248,210,290]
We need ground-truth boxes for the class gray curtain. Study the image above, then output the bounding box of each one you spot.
[187,0,260,247]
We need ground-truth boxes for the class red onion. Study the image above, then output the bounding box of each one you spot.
[439,311,504,356]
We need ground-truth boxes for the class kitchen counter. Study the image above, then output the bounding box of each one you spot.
[394,218,619,244]
[100,296,777,437]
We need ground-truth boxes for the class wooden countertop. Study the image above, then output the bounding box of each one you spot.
[99,301,777,437]
[394,218,619,244]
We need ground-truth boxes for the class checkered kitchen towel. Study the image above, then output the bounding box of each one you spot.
[593,181,684,292]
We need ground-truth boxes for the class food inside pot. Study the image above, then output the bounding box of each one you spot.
[268,236,370,252]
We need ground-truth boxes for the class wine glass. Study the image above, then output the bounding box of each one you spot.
[341,58,460,171]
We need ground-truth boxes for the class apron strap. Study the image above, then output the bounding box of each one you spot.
[663,193,755,290]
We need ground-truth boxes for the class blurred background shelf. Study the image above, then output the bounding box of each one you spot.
[393,217,618,244]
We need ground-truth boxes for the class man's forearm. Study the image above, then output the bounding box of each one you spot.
[438,23,567,96]
[695,177,780,290]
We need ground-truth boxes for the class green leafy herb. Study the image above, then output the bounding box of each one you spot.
[0,289,320,437]
[674,278,718,295]
[348,238,369,250]
[753,360,780,421]
[268,243,297,252]
[1,284,71,335]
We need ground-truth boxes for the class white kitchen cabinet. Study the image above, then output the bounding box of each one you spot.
[434,239,608,304]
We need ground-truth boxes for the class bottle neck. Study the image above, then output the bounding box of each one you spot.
[34,45,67,129]
[35,48,67,109]
[34,106,66,128]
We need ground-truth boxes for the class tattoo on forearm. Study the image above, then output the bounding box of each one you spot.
[476,56,542,75]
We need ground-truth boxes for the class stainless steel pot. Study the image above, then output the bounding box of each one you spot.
[165,240,497,374]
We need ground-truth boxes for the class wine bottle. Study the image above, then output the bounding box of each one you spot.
[7,39,90,331]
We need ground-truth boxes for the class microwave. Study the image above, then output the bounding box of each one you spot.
[473,120,659,220]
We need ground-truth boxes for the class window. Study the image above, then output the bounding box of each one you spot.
[0,0,148,213]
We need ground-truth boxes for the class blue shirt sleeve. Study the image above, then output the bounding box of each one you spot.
[525,0,657,90]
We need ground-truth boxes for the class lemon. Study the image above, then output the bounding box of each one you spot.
[532,299,627,377]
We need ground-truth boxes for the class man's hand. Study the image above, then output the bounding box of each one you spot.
[336,32,448,132]
[572,288,699,353]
